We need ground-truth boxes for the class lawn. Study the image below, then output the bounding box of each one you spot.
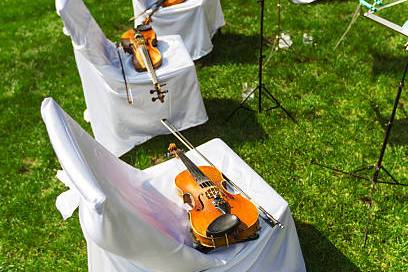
[0,0,407,271]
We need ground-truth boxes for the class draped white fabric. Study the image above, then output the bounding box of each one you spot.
[56,0,208,156]
[132,0,225,60]
[41,98,306,272]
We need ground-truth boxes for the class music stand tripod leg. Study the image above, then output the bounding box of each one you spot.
[226,0,295,122]
[225,85,261,121]
[261,85,296,122]
[352,165,374,173]
[379,166,399,184]
[313,59,408,187]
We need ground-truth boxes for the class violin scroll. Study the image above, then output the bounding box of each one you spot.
[167,143,178,156]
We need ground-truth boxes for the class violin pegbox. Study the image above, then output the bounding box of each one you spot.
[150,83,168,103]
[167,144,186,158]
[167,143,178,157]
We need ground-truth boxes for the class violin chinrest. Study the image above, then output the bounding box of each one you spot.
[206,214,240,238]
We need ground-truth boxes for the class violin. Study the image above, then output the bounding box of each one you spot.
[168,144,259,249]
[121,24,162,72]
[120,24,167,103]
[161,0,185,7]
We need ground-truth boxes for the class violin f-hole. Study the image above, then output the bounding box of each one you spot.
[182,193,195,210]
[197,193,206,211]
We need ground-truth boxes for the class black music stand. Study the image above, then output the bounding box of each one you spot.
[226,0,295,122]
[314,55,408,247]
[350,60,408,187]
[314,58,408,188]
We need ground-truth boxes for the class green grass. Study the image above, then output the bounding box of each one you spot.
[1,0,407,270]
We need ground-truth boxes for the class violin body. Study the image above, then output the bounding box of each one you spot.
[120,24,162,72]
[120,24,167,102]
[162,0,185,7]
[175,165,259,248]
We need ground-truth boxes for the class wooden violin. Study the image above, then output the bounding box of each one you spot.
[120,24,167,103]
[161,0,185,8]
[120,24,162,72]
[168,144,259,249]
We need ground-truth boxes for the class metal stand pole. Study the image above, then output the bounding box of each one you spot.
[313,59,408,187]
[226,0,295,122]
[312,58,408,246]
[371,59,408,185]
[273,0,282,49]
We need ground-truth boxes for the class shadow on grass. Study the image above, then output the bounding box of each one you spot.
[296,221,361,272]
[196,32,258,67]
[0,91,45,137]
[121,98,267,166]
[371,52,407,79]
[370,102,408,145]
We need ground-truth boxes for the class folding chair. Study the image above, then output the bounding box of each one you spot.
[56,0,208,156]
[41,97,306,272]
[132,0,225,59]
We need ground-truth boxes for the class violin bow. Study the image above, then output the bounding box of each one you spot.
[116,43,133,104]
[160,119,284,229]
[129,0,166,23]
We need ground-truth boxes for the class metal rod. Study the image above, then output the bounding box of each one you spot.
[334,4,361,50]
[311,160,372,181]
[277,0,282,34]
[225,0,295,122]
[364,12,408,37]
[161,119,284,229]
[258,0,265,112]
[372,60,408,185]
[377,0,408,11]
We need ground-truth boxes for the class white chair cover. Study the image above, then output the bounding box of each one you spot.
[41,97,306,272]
[292,0,318,3]
[56,0,208,156]
[132,0,225,60]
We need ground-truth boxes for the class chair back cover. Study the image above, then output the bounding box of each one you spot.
[132,0,225,60]
[56,0,208,156]
[41,98,220,271]
[41,97,306,272]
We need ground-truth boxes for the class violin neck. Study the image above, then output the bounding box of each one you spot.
[136,43,159,85]
[176,150,210,185]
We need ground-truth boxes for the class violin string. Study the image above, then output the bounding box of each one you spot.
[176,150,213,185]
[161,119,214,167]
